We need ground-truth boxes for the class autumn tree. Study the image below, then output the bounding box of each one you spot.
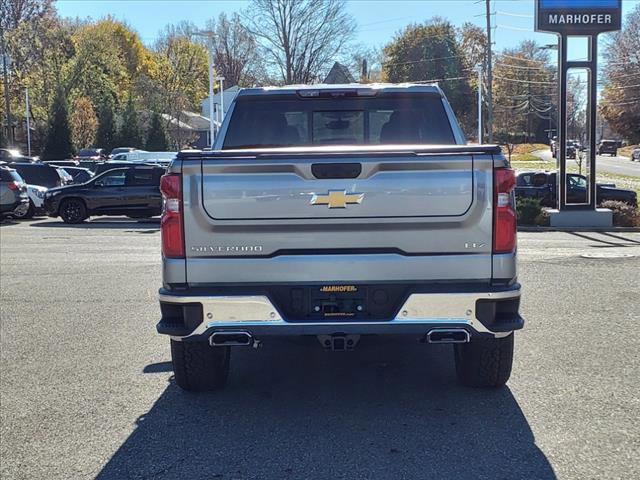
[41,87,73,160]
[245,0,356,84]
[205,13,261,86]
[3,5,74,151]
[65,19,153,111]
[382,19,473,129]
[0,0,54,32]
[70,96,98,150]
[600,3,640,143]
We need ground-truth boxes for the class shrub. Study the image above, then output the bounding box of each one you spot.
[516,197,543,225]
[600,200,640,227]
[534,209,551,227]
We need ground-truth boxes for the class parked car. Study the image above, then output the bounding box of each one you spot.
[43,160,80,168]
[43,165,165,223]
[551,140,581,159]
[631,148,640,162]
[109,147,139,158]
[93,161,162,176]
[0,166,29,219]
[76,148,107,161]
[111,150,176,167]
[597,140,618,156]
[59,167,94,184]
[7,162,72,218]
[1,148,27,162]
[515,171,637,207]
[8,163,70,189]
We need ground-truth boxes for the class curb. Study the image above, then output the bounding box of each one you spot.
[518,226,640,233]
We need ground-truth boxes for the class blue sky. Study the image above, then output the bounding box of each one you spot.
[56,0,639,53]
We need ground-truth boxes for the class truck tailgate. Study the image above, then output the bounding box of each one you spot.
[179,146,498,268]
[199,154,473,220]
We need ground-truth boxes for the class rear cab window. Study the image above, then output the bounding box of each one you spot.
[222,93,456,149]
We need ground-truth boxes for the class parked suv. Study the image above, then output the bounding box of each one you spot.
[7,162,71,218]
[0,166,29,218]
[157,84,524,392]
[597,140,618,156]
[44,165,165,223]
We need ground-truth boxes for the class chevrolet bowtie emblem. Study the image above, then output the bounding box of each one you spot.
[310,190,364,209]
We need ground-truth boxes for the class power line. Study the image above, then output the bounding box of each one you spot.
[496,10,534,19]
[493,75,557,85]
[496,24,533,32]
[382,54,467,68]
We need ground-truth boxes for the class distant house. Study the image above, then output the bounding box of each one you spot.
[201,85,241,124]
[323,62,356,84]
[161,111,217,149]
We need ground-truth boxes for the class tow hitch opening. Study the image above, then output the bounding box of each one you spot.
[317,334,361,351]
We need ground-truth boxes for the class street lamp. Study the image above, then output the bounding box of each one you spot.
[193,30,217,148]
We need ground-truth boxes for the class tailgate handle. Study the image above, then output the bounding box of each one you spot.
[311,163,361,179]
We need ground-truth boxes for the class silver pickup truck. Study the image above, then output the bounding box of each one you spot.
[157,84,524,392]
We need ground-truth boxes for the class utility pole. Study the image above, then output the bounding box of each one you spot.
[485,0,494,143]
[477,65,483,144]
[25,88,31,156]
[1,28,13,146]
[194,30,217,147]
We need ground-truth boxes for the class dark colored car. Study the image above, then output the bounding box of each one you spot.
[597,140,618,156]
[8,162,70,188]
[60,167,94,184]
[0,167,29,218]
[76,148,107,161]
[515,171,637,207]
[43,165,165,223]
[93,161,163,176]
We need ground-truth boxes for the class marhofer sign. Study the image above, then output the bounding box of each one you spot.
[536,0,622,34]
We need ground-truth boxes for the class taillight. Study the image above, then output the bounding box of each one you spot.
[493,168,517,254]
[7,181,20,191]
[160,173,185,258]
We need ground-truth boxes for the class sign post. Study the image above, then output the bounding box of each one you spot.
[535,0,622,227]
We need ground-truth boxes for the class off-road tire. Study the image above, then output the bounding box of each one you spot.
[454,334,514,388]
[13,200,34,219]
[59,198,87,224]
[170,340,230,392]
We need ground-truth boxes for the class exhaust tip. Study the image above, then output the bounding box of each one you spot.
[426,329,470,344]
[210,331,253,347]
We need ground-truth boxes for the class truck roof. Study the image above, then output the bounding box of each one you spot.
[236,83,444,97]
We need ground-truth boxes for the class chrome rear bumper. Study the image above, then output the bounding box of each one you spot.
[158,287,523,341]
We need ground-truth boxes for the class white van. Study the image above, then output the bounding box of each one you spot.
[111,151,177,166]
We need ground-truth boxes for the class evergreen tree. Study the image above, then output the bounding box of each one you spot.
[41,87,73,160]
[145,112,169,151]
[0,122,6,148]
[117,96,141,148]
[96,100,116,152]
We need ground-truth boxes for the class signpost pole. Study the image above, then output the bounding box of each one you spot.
[558,35,567,212]
[587,35,598,210]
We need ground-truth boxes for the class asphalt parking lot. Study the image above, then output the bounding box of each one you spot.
[1,218,639,480]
